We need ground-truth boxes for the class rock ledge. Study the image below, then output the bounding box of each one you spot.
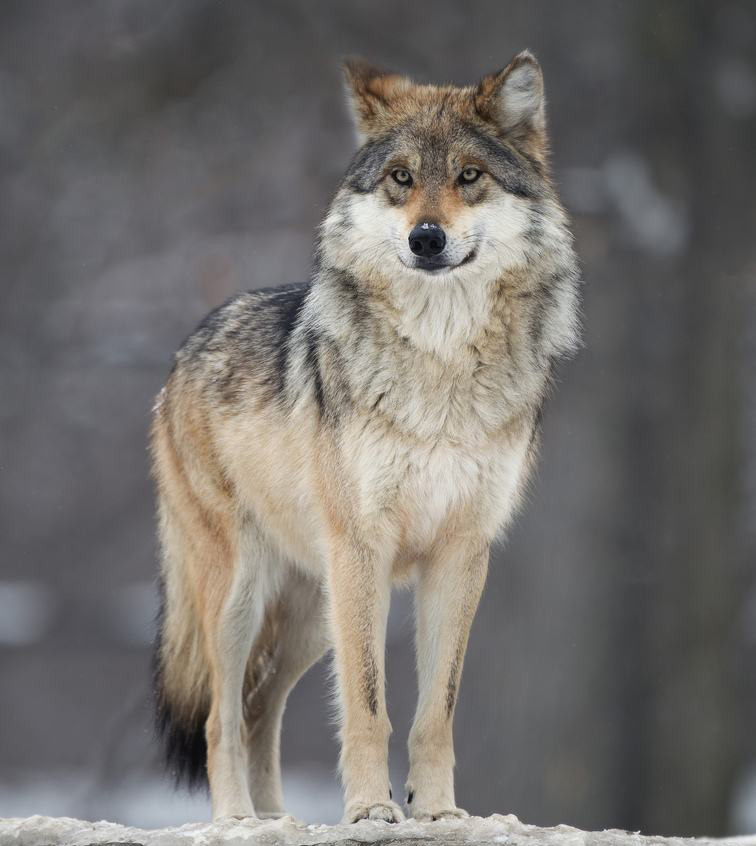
[1,814,755,846]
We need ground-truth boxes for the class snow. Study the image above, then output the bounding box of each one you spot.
[2,814,756,846]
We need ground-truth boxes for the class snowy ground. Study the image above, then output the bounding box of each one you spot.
[0,769,343,829]
[3,813,756,846]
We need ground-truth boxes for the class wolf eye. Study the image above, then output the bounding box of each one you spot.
[392,169,413,186]
[459,167,482,184]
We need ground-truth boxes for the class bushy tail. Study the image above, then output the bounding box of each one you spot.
[152,573,211,790]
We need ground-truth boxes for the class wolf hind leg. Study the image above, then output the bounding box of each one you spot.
[245,568,329,818]
[204,526,282,821]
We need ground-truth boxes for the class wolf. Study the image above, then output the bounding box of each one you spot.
[150,50,581,824]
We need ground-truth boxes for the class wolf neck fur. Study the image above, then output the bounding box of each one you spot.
[313,261,515,360]
[300,260,547,446]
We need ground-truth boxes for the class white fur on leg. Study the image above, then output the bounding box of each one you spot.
[209,540,281,821]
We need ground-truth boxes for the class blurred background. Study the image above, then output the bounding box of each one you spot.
[0,0,754,837]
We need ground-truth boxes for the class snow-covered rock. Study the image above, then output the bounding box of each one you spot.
[1,814,755,846]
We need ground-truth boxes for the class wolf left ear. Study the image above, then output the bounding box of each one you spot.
[342,57,412,143]
[475,50,545,140]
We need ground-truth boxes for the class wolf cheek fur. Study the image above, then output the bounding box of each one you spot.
[151,50,581,824]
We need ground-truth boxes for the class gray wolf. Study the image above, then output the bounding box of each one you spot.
[150,50,581,824]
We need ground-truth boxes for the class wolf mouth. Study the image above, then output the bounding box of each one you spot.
[403,250,477,274]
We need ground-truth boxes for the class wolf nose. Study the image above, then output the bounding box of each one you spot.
[408,222,446,257]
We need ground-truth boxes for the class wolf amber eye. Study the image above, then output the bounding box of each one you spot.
[392,169,412,186]
[459,167,481,184]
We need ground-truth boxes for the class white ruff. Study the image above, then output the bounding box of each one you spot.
[325,191,532,356]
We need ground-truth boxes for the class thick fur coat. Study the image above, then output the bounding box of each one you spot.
[151,51,581,823]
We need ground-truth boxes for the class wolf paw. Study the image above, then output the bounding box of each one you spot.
[344,800,405,823]
[412,806,469,822]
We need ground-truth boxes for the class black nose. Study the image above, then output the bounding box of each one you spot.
[408,222,446,257]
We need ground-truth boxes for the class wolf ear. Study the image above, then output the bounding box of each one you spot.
[475,50,545,139]
[342,57,412,143]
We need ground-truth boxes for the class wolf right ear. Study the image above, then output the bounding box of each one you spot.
[342,57,412,144]
[475,50,546,141]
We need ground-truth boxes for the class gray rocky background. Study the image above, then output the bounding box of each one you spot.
[0,0,754,837]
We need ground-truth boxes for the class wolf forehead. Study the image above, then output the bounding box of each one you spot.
[340,53,550,201]
[344,116,545,201]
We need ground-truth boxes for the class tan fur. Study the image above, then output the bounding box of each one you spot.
[151,51,581,824]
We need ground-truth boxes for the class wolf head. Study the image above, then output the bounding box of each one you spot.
[319,51,564,294]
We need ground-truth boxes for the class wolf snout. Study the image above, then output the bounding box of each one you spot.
[408,222,446,258]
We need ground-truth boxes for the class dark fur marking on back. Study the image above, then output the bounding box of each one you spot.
[270,284,311,395]
[302,326,326,418]
[178,283,313,407]
[272,284,311,336]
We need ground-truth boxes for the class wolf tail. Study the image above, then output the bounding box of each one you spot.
[152,568,211,790]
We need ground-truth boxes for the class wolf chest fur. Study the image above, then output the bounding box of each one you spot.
[151,50,581,824]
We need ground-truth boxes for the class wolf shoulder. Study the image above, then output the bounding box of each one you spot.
[167,282,312,405]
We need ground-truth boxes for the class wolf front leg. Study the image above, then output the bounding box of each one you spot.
[406,538,489,820]
[327,531,404,824]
